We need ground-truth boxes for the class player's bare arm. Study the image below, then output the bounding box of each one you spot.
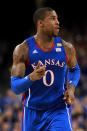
[11,41,46,95]
[11,41,46,81]
[62,39,77,68]
[62,39,77,105]
[11,41,29,77]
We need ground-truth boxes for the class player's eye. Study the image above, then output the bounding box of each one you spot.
[51,17,55,20]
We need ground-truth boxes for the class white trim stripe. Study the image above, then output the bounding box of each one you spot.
[23,107,25,131]
[27,88,30,107]
[65,103,73,131]
[63,77,73,131]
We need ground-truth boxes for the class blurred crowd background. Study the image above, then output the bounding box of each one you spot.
[0,0,87,131]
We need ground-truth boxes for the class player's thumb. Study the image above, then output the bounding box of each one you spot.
[35,61,41,70]
[63,91,68,100]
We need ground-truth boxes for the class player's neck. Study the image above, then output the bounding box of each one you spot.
[34,33,54,50]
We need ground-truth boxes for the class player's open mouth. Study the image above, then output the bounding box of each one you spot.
[55,27,60,31]
[55,26,60,30]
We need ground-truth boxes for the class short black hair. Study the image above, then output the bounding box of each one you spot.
[33,7,54,28]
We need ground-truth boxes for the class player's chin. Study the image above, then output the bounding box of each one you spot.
[53,32,59,37]
[53,30,59,36]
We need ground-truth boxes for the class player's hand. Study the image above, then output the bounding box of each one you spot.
[63,85,75,105]
[29,61,46,82]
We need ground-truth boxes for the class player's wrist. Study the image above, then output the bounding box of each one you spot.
[29,73,35,82]
[68,84,75,93]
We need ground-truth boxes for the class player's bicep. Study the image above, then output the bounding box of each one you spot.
[62,39,77,68]
[11,42,28,77]
[11,63,26,77]
[67,44,77,68]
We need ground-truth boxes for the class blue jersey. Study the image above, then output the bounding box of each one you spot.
[22,36,68,110]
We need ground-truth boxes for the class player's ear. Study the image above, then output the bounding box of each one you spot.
[37,20,44,28]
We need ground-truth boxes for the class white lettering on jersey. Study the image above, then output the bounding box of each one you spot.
[31,59,65,69]
[43,70,54,86]
[45,59,50,65]
[51,59,55,65]
[55,60,65,67]
[31,63,36,69]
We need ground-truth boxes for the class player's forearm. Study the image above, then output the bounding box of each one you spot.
[11,75,33,95]
[67,62,80,87]
[11,63,32,95]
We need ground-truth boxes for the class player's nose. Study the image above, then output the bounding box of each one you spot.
[55,19,60,25]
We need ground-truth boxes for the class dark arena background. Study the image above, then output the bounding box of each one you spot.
[0,0,87,130]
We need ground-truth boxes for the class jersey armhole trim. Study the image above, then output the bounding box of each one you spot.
[66,55,69,63]
[22,92,26,106]
[24,40,30,68]
[59,38,69,64]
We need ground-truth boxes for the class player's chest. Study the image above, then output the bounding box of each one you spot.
[29,46,67,69]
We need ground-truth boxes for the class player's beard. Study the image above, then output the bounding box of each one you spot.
[52,31,59,37]
[52,28,60,37]
[43,28,59,38]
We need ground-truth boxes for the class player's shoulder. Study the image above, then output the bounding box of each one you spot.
[13,35,34,56]
[62,39,76,61]
[14,40,28,54]
[12,40,29,63]
[25,36,35,44]
[62,39,75,51]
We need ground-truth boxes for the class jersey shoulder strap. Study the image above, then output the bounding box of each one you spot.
[25,36,36,47]
[54,37,62,46]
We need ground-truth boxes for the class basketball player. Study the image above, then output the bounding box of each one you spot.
[11,7,80,131]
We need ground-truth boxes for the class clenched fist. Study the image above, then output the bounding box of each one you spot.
[63,84,75,105]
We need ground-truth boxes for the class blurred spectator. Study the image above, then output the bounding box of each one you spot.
[2,121,11,131]
[12,122,20,131]
[0,88,22,131]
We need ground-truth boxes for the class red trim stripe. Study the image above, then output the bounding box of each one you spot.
[22,92,26,106]
[36,43,55,52]
[71,105,72,112]
[25,58,30,68]
[61,40,69,64]
[66,55,69,63]
[33,35,55,52]
[21,110,23,131]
